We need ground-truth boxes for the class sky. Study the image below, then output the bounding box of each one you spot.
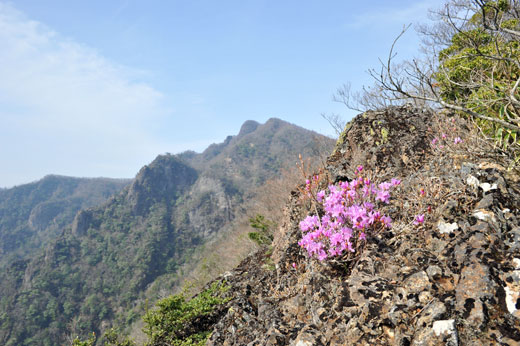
[0,0,446,188]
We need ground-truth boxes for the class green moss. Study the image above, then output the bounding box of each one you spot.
[262,257,276,271]
[381,127,389,143]
[333,121,353,154]
[143,281,230,346]
[248,214,274,246]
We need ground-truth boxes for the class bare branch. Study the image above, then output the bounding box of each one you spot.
[320,113,346,136]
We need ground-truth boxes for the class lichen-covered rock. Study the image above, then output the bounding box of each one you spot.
[203,106,520,345]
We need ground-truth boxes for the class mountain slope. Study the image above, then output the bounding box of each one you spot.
[0,175,130,261]
[0,118,334,345]
[154,106,520,346]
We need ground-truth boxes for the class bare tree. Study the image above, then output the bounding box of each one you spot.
[320,112,347,136]
[345,0,520,151]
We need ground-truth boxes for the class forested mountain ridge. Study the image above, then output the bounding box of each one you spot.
[0,175,131,262]
[0,118,334,346]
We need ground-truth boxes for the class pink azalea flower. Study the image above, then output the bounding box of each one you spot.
[298,175,398,260]
[329,232,343,246]
[317,249,328,261]
[340,227,353,240]
[376,189,391,204]
[364,202,374,211]
[381,216,392,228]
[368,210,381,224]
[346,189,357,200]
[339,181,350,189]
[413,214,425,225]
[299,215,317,232]
[378,182,392,190]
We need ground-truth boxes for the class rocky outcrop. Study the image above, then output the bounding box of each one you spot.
[127,155,198,215]
[28,199,69,231]
[238,120,260,138]
[328,105,436,180]
[184,175,234,238]
[200,106,520,345]
[71,208,96,236]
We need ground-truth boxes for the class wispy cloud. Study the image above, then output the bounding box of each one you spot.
[0,2,175,187]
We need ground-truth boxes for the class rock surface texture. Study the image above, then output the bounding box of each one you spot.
[202,105,520,345]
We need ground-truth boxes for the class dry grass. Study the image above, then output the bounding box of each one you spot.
[167,150,331,298]
[387,112,518,233]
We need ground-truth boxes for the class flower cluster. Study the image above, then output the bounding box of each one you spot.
[303,174,321,197]
[298,166,400,261]
[431,118,463,149]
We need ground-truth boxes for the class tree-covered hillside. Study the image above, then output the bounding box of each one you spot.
[0,175,130,263]
[0,118,333,346]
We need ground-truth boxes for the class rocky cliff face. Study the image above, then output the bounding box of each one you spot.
[195,105,520,345]
[126,155,198,215]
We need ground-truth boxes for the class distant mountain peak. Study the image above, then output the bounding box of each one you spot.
[265,117,284,124]
[237,120,260,138]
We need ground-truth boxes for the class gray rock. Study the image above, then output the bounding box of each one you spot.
[404,271,431,295]
[204,106,520,346]
[426,265,442,280]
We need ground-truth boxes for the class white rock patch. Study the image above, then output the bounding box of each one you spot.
[465,175,498,192]
[295,341,313,346]
[513,258,520,270]
[466,175,479,189]
[504,286,519,315]
[480,182,497,192]
[438,221,458,234]
[433,319,456,336]
[472,210,496,223]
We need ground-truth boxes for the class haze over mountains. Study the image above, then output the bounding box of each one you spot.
[0,118,334,345]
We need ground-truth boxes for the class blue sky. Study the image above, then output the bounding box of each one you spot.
[0,0,445,187]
